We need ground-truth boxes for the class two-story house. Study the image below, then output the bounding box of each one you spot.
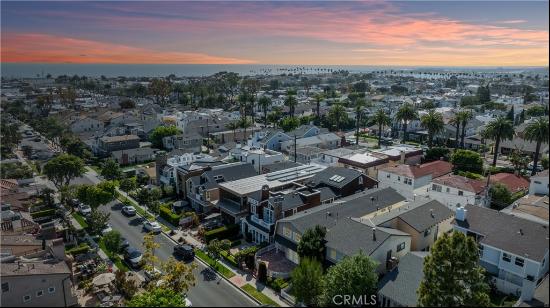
[529,170,549,196]
[306,166,377,197]
[429,173,489,209]
[453,205,549,301]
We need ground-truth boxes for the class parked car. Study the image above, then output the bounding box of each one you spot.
[143,221,162,234]
[120,237,130,250]
[144,267,162,282]
[528,162,544,173]
[78,204,92,216]
[121,205,137,217]
[124,247,144,268]
[101,224,113,235]
[173,244,195,261]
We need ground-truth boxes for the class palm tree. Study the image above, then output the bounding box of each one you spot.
[524,117,549,175]
[395,103,418,143]
[314,93,324,122]
[257,96,272,127]
[457,110,473,148]
[328,103,347,131]
[483,117,515,166]
[354,98,366,145]
[449,112,461,149]
[285,89,298,118]
[239,117,252,143]
[226,121,240,142]
[372,109,391,148]
[420,110,445,148]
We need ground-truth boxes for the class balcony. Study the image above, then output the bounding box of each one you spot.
[251,215,273,230]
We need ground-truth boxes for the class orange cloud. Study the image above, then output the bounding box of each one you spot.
[1,33,255,64]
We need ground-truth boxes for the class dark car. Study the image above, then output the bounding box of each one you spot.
[173,244,195,261]
[124,247,144,269]
[120,237,130,250]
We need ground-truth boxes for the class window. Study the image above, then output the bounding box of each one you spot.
[458,190,464,196]
[283,227,292,239]
[23,295,31,303]
[432,184,442,192]
[502,253,512,262]
[48,287,55,294]
[36,290,44,297]
[1,283,8,293]
[397,242,406,252]
[515,257,525,267]
[294,233,302,243]
[424,228,431,237]
[446,187,450,193]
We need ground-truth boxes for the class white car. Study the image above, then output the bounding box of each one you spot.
[101,224,113,235]
[121,205,137,216]
[143,221,162,234]
[144,267,162,282]
[78,204,92,216]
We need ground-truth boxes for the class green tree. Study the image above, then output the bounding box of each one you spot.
[483,117,515,166]
[450,149,483,174]
[457,110,473,148]
[149,126,181,149]
[119,98,136,109]
[143,233,161,272]
[489,183,512,210]
[395,103,418,143]
[525,105,546,117]
[126,287,187,307]
[43,154,85,188]
[103,230,122,253]
[449,112,461,149]
[159,257,196,294]
[88,210,110,235]
[101,159,122,180]
[257,96,272,126]
[424,147,450,162]
[135,188,162,213]
[314,93,324,122]
[541,155,549,170]
[372,109,391,148]
[420,110,444,148]
[119,177,138,193]
[320,252,378,306]
[225,121,240,142]
[238,117,253,142]
[297,225,326,262]
[524,117,549,175]
[206,239,231,267]
[280,117,300,132]
[149,78,171,106]
[76,181,116,208]
[291,258,324,306]
[59,184,78,207]
[353,98,366,145]
[418,232,490,307]
[39,188,56,207]
[284,89,298,118]
[0,162,33,179]
[476,85,491,104]
[327,103,348,131]
[114,270,138,299]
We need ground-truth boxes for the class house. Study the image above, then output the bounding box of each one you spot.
[217,164,327,223]
[69,115,103,134]
[529,170,549,196]
[377,252,428,307]
[372,144,423,166]
[280,133,341,153]
[96,134,140,155]
[273,187,407,267]
[429,174,489,209]
[306,166,376,197]
[289,146,324,164]
[0,239,77,307]
[111,147,158,165]
[250,130,292,151]
[490,173,530,194]
[162,133,203,153]
[377,160,453,200]
[502,194,549,225]
[186,162,257,214]
[228,145,284,172]
[453,205,549,300]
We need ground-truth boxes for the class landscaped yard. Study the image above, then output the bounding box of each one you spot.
[98,238,130,272]
[194,249,235,279]
[242,284,280,307]
[72,212,89,228]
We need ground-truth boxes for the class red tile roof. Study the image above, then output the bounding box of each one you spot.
[432,174,486,194]
[490,173,529,193]
[380,160,453,179]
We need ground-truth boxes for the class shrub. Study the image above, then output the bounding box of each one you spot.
[159,204,181,226]
[257,261,268,283]
[457,171,484,180]
[66,243,91,255]
[424,147,450,162]
[451,149,483,174]
[204,224,240,243]
[221,251,239,268]
[30,208,56,219]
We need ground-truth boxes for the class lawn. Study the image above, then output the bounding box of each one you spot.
[194,249,235,279]
[98,238,130,272]
[71,212,89,229]
[242,284,280,307]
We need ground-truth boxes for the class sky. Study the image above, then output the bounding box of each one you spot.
[1,1,549,66]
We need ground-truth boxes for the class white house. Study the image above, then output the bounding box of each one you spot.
[529,170,549,196]
[228,145,284,172]
[429,174,489,209]
[453,205,549,301]
[69,116,104,134]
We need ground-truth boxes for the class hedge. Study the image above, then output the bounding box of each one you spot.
[159,204,182,226]
[30,208,56,219]
[66,243,91,255]
[221,250,238,268]
[204,224,240,243]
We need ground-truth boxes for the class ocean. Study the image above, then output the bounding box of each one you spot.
[1,63,546,78]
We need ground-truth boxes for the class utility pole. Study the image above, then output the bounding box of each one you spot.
[294,134,297,163]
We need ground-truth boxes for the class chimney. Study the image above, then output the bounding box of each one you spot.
[456,206,467,221]
[430,209,435,218]
[518,229,524,236]
[400,150,406,164]
[372,227,377,241]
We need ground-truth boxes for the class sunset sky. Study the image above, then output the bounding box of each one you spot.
[1,1,548,66]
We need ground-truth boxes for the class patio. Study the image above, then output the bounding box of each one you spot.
[256,248,296,278]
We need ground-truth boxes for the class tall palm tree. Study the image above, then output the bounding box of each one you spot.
[284,89,298,118]
[239,117,252,143]
[457,110,473,148]
[483,117,515,166]
[226,121,240,142]
[328,103,347,131]
[395,103,418,143]
[524,117,549,175]
[354,98,366,145]
[314,93,324,122]
[257,96,272,127]
[420,110,445,148]
[372,109,391,148]
[449,112,461,149]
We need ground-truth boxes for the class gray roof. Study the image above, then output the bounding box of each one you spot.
[262,161,302,173]
[289,125,317,138]
[204,162,257,183]
[396,199,454,232]
[378,252,428,306]
[455,205,550,262]
[308,167,362,190]
[318,187,337,202]
[325,218,409,256]
[280,187,406,234]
